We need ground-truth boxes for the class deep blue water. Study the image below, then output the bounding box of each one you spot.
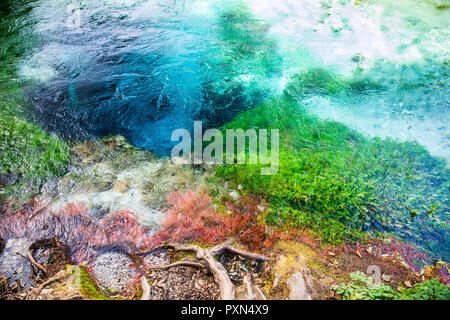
[0,0,449,262]
[16,0,450,160]
[22,0,280,154]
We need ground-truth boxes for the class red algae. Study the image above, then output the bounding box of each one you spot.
[150,190,258,246]
[1,190,447,295]
[0,200,155,294]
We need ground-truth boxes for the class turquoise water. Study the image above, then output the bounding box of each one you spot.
[1,1,449,260]
[18,0,281,154]
[14,0,449,159]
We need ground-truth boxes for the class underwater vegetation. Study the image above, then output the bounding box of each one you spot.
[215,71,449,259]
[332,271,450,300]
[199,4,281,127]
[0,0,69,201]
[0,0,449,300]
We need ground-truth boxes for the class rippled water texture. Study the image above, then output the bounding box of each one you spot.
[16,0,450,159]
[1,0,449,289]
[19,0,280,154]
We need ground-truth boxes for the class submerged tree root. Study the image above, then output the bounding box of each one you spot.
[144,241,268,300]
[26,246,48,275]
[26,270,68,299]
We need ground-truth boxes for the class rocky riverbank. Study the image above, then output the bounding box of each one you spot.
[1,0,449,301]
[1,135,447,300]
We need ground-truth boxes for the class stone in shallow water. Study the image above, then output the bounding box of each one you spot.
[0,172,19,186]
[286,272,312,300]
[0,237,33,289]
[113,181,129,193]
[91,251,137,294]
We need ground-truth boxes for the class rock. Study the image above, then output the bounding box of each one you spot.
[81,155,99,165]
[92,252,136,294]
[272,272,281,290]
[286,272,312,300]
[381,274,392,282]
[228,190,239,200]
[90,205,110,220]
[104,135,127,148]
[257,204,265,212]
[142,249,169,269]
[0,237,34,289]
[72,143,89,156]
[93,172,117,192]
[404,280,413,288]
[0,172,19,186]
[113,181,129,193]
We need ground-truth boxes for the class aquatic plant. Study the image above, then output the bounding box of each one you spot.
[284,67,386,98]
[152,190,256,246]
[77,266,114,300]
[332,271,450,300]
[215,91,449,258]
[0,201,153,266]
[0,1,70,201]
[199,3,281,126]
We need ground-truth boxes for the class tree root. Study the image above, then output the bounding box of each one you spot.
[27,270,68,299]
[157,276,168,300]
[149,241,269,300]
[148,260,206,271]
[26,246,48,275]
[140,276,151,300]
[243,274,256,300]
[243,274,267,300]
[210,242,269,262]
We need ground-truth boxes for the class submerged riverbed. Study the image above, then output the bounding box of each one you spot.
[15,0,449,159]
[0,0,449,294]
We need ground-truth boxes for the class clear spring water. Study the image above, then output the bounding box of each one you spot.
[1,1,449,263]
[16,0,450,159]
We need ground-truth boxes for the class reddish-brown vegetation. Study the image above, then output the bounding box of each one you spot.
[2,189,446,294]
[151,190,257,246]
[152,190,323,254]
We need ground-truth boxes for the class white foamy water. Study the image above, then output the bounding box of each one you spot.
[244,0,450,160]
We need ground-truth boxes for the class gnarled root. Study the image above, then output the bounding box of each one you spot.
[140,276,151,300]
[147,241,268,300]
[243,274,267,300]
[27,270,68,299]
[27,245,48,275]
[148,260,206,271]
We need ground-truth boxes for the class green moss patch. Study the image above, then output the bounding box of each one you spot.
[0,2,70,201]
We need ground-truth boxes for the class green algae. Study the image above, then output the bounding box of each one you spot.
[285,67,386,98]
[285,68,345,96]
[215,90,449,258]
[77,266,114,300]
[0,1,70,201]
